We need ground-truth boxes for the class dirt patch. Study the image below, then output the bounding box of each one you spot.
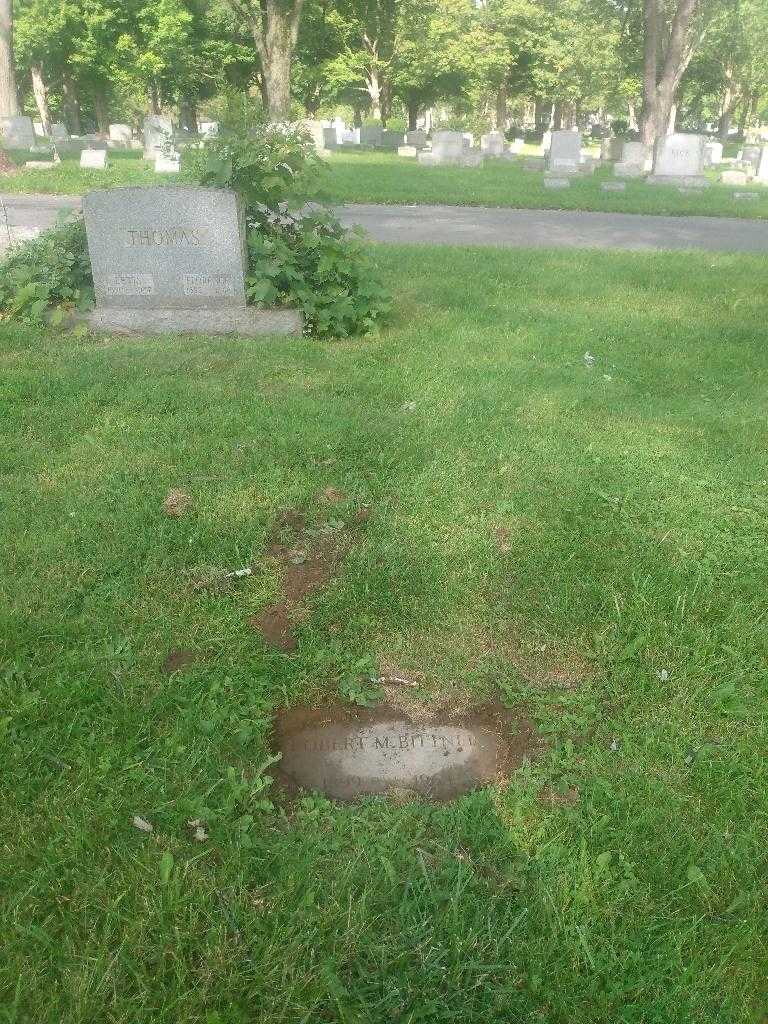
[271,700,544,803]
[493,527,512,553]
[0,151,17,175]
[320,486,347,503]
[248,509,355,651]
[483,631,592,690]
[161,648,205,675]
[163,489,192,517]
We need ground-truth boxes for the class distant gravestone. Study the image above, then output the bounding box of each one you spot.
[82,186,302,336]
[109,124,132,143]
[733,191,759,200]
[508,138,525,154]
[51,123,69,141]
[143,115,173,159]
[600,137,623,161]
[360,124,383,147]
[322,127,338,151]
[480,131,505,156]
[198,121,219,137]
[547,130,581,174]
[543,177,570,189]
[397,145,418,158]
[1,116,36,149]
[379,130,403,150]
[405,129,427,149]
[704,140,723,166]
[741,145,762,171]
[541,130,552,153]
[155,151,181,173]
[601,181,626,192]
[615,140,650,177]
[720,169,748,186]
[649,133,708,186]
[756,148,768,184]
[80,149,108,170]
[418,130,484,168]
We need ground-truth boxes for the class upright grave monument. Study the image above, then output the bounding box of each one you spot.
[480,131,506,156]
[82,187,302,336]
[546,130,582,175]
[1,116,36,149]
[418,130,483,168]
[614,140,650,177]
[648,133,709,186]
[143,115,174,159]
[80,149,108,170]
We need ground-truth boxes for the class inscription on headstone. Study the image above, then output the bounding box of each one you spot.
[276,716,504,800]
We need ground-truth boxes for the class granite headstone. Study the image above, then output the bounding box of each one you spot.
[82,186,302,336]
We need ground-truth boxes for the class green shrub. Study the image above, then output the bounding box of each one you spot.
[246,209,390,338]
[189,124,391,338]
[0,217,93,326]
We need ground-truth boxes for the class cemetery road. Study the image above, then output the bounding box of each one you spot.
[2,193,768,254]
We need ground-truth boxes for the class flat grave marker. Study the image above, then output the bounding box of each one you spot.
[273,705,540,802]
[80,149,108,170]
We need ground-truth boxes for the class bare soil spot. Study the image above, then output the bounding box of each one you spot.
[248,508,355,651]
[271,700,544,803]
[320,486,347,503]
[161,648,204,675]
[163,489,192,517]
[493,526,512,553]
[484,631,592,690]
[0,151,17,175]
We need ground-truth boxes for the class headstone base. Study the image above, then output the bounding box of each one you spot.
[646,174,710,188]
[614,163,645,178]
[601,181,626,192]
[543,177,570,189]
[83,307,303,337]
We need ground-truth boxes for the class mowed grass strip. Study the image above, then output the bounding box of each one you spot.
[1,246,767,1023]
[323,150,768,220]
[2,146,768,221]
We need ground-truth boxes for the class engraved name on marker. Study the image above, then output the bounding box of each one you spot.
[103,273,155,296]
[126,227,202,247]
[182,273,235,298]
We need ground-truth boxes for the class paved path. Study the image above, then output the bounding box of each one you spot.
[2,193,768,254]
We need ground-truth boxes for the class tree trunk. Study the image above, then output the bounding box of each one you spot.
[367,67,382,120]
[628,100,638,130]
[0,0,19,117]
[62,72,82,134]
[494,84,507,131]
[178,96,198,133]
[667,101,677,133]
[380,78,391,124]
[717,68,737,144]
[148,80,161,115]
[641,0,699,150]
[30,64,52,135]
[552,101,562,129]
[93,87,109,134]
[240,0,304,122]
[407,101,418,131]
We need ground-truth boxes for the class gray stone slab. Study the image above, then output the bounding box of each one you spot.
[543,177,571,189]
[1,116,36,149]
[653,133,705,177]
[547,130,581,174]
[733,192,759,200]
[272,705,538,802]
[80,149,108,170]
[647,174,710,188]
[83,307,302,337]
[601,181,626,192]
[83,186,249,310]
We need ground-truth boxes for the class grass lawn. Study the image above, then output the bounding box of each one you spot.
[2,147,768,221]
[2,245,767,1022]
